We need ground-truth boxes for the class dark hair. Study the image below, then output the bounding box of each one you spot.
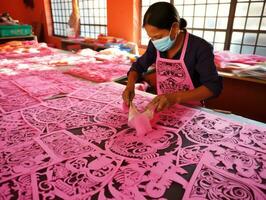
[143,2,187,30]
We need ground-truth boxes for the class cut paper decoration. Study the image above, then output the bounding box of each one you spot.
[68,122,117,150]
[65,63,130,83]
[177,145,208,167]
[0,175,33,199]
[39,130,96,159]
[183,112,243,145]
[94,105,128,128]
[203,143,266,189]
[68,97,108,115]
[0,141,53,183]
[0,80,39,112]
[155,104,198,131]
[229,125,266,153]
[106,127,182,160]
[95,155,188,200]
[22,104,91,134]
[32,151,122,200]
[132,93,154,112]
[182,164,266,200]
[127,103,153,136]
[0,111,40,150]
[0,92,39,113]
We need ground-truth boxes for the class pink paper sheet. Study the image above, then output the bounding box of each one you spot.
[96,156,188,200]
[22,104,92,134]
[31,151,122,200]
[0,78,265,199]
[182,164,266,200]
[202,143,266,189]
[106,127,182,160]
[183,111,243,145]
[0,111,41,150]
[177,144,208,166]
[229,125,266,153]
[127,103,153,136]
[0,80,40,112]
[0,175,33,199]
[38,130,97,159]
[65,63,130,82]
[0,140,53,183]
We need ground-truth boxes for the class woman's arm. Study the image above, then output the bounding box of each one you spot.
[122,41,157,105]
[147,85,213,112]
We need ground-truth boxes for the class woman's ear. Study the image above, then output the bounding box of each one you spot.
[170,22,180,40]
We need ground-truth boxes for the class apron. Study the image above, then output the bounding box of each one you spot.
[156,32,201,106]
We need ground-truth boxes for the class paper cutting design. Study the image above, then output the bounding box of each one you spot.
[0,175,32,199]
[96,155,188,199]
[89,89,121,103]
[0,93,39,113]
[44,97,73,110]
[69,98,108,115]
[204,143,266,189]
[69,85,104,99]
[0,80,23,96]
[0,80,39,112]
[0,111,40,150]
[183,112,243,145]
[40,131,95,159]
[94,105,128,128]
[67,122,118,151]
[182,165,266,200]
[232,126,266,153]
[178,145,208,166]
[106,128,182,160]
[132,93,153,111]
[33,152,122,199]
[156,104,198,131]
[0,141,52,183]
[22,105,91,133]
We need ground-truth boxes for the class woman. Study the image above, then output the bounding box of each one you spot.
[122,2,222,112]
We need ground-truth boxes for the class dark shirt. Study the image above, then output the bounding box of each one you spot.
[129,32,223,97]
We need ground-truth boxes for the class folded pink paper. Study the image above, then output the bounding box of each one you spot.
[127,103,154,135]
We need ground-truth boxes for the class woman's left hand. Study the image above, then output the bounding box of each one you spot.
[146,93,180,112]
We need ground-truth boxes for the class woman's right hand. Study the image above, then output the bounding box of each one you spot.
[122,86,135,106]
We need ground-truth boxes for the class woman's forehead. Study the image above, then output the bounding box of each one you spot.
[144,24,169,37]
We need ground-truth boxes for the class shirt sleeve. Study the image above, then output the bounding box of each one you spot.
[128,40,156,75]
[195,41,223,97]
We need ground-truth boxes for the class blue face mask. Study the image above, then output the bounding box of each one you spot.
[152,34,175,52]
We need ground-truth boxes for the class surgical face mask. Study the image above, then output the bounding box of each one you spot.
[151,31,175,52]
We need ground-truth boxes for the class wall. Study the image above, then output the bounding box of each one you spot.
[0,0,62,48]
[107,0,140,43]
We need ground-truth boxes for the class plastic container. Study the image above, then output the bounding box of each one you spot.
[0,25,32,37]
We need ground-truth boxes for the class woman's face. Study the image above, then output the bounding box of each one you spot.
[144,23,179,41]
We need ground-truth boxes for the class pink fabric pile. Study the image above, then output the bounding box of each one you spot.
[65,63,130,82]
[214,51,266,72]
[0,40,54,59]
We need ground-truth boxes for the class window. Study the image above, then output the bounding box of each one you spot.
[79,0,107,38]
[140,0,266,56]
[50,0,107,38]
[230,0,266,55]
[174,0,231,51]
[50,0,72,37]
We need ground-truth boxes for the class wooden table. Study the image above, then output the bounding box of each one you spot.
[205,71,266,123]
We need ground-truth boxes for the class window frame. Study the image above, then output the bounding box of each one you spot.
[140,0,266,55]
[50,0,108,38]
